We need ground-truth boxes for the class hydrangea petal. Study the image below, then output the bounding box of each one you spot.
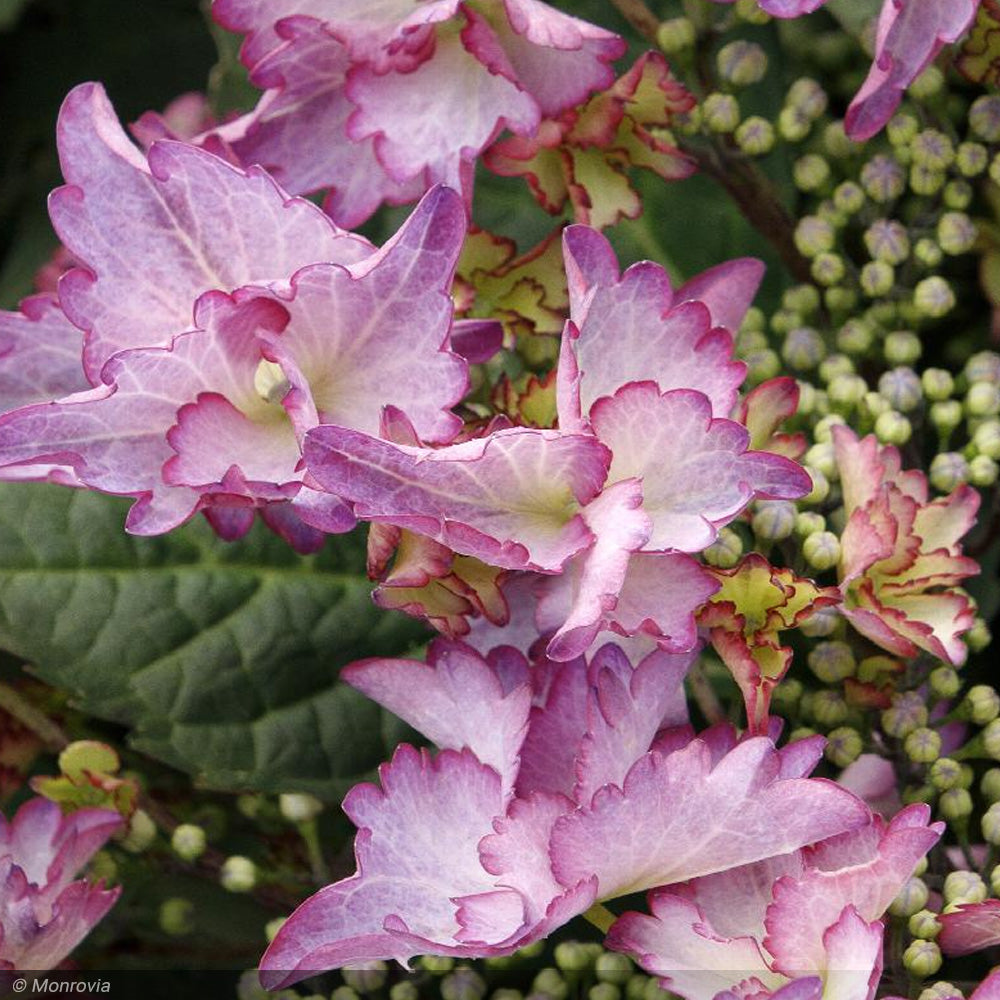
[938,899,1000,956]
[674,257,765,336]
[302,425,610,572]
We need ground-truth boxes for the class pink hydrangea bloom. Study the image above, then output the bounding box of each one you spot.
[304,227,810,656]
[0,798,122,970]
[260,638,869,986]
[206,0,626,226]
[708,0,978,141]
[833,426,980,665]
[607,804,943,1000]
[0,83,470,551]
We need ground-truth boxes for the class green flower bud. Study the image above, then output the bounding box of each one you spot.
[533,969,569,1000]
[745,348,781,384]
[279,793,323,824]
[674,107,702,136]
[741,306,766,334]
[595,954,634,985]
[862,391,891,422]
[121,809,157,854]
[555,943,594,973]
[703,527,743,569]
[973,420,1000,458]
[771,308,804,336]
[836,318,874,355]
[782,284,821,315]
[939,787,974,821]
[914,277,955,318]
[702,93,741,133]
[391,983,419,1000]
[968,617,992,654]
[878,367,922,412]
[914,237,944,269]
[983,802,1000,846]
[832,183,865,217]
[865,219,910,264]
[983,768,1000,803]
[944,870,988,905]
[794,154,831,192]
[159,897,195,936]
[904,727,942,764]
[795,511,826,537]
[903,940,942,979]
[752,500,797,541]
[643,980,673,1000]
[918,983,961,1000]
[930,400,963,435]
[800,606,839,637]
[441,969,487,1000]
[860,260,894,297]
[971,455,999,491]
[967,381,1000,416]
[943,180,973,211]
[930,452,969,492]
[883,692,928,738]
[823,120,854,159]
[965,351,1000,383]
[804,442,837,481]
[87,850,117,884]
[803,530,841,570]
[332,987,361,1000]
[903,784,937,806]
[890,877,930,917]
[884,330,921,366]
[811,252,846,286]
[220,855,257,892]
[957,141,989,177]
[782,326,826,371]
[778,106,811,143]
[797,380,820,416]
[590,985,621,1000]
[344,963,391,994]
[938,212,977,256]
[420,957,456,974]
[887,113,919,146]
[825,726,863,767]
[875,410,912,445]
[910,164,946,196]
[861,155,905,202]
[717,40,768,85]
[171,823,207,861]
[930,757,963,791]
[811,690,849,727]
[828,373,868,411]
[984,718,1000,760]
[737,329,769,356]
[929,667,961,700]
[803,467,831,504]
[656,17,696,53]
[735,116,776,155]
[788,78,828,119]
[909,910,942,941]
[909,64,944,98]
[735,0,771,23]
[971,95,1000,140]
[624,976,648,1000]
[794,216,836,258]
[922,368,955,401]
[818,356,855,387]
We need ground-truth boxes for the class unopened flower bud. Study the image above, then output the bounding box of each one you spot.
[782,284,821,315]
[861,155,905,202]
[943,180,973,211]
[903,940,942,979]
[983,718,1000,759]
[796,511,826,537]
[918,983,961,1000]
[957,141,988,176]
[964,685,1000,726]
[803,531,841,570]
[441,969,487,1000]
[159,897,195,936]
[702,93,740,133]
[794,154,831,192]
[656,17,696,54]
[595,954,634,985]
[752,501,797,541]
[778,106,810,143]
[717,40,768,85]
[794,216,835,257]
[391,984,419,1000]
[121,809,157,854]
[825,726,863,767]
[966,351,1000,383]
[929,667,961,701]
[828,373,868,411]
[938,212,977,256]
[944,870,988,905]
[782,326,825,370]
[930,452,969,492]
[883,692,928,738]
[910,164,946,196]
[220,855,257,892]
[983,768,1000,803]
[745,348,781,383]
[875,411,912,445]
[982,802,1000,846]
[930,401,963,435]
[905,727,942,764]
[879,367,922,412]
[421,956,456,974]
[974,420,1000,458]
[804,442,837,479]
[914,277,955,317]
[860,261,894,297]
[836,318,874,355]
[703,527,743,569]
[735,116,776,155]
[971,95,1000,140]
[812,690,849,728]
[818,356,855,386]
[171,823,207,861]
[922,368,954,401]
[930,757,963,791]
[279,793,323,824]
[909,911,942,941]
[788,77,827,119]
[890,877,930,917]
[884,331,921,366]
[533,968,569,1000]
[800,606,839,637]
[971,454,1000,488]
[555,943,594,973]
[939,787,973,822]
[735,0,771,23]
[865,219,910,264]
[967,381,1000,417]
[771,308,804,336]
[811,252,846,286]
[909,64,944,98]
[910,129,954,171]
[887,113,919,146]
[823,120,853,159]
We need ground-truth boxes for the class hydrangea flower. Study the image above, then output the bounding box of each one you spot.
[205,0,626,225]
[833,426,980,665]
[0,83,470,551]
[304,227,810,658]
[1,798,122,970]
[261,638,870,986]
[606,804,943,1000]
[709,0,979,141]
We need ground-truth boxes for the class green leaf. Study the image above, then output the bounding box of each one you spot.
[0,484,427,798]
[825,0,881,36]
